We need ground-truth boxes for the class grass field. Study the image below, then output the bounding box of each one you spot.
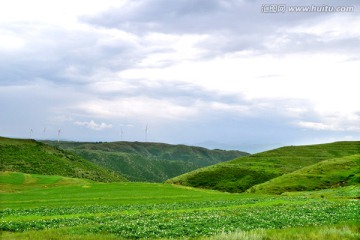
[167,141,360,193]
[1,172,359,239]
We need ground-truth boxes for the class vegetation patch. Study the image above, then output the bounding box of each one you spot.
[248,154,360,194]
[1,194,359,239]
[43,140,248,182]
[0,137,126,182]
[186,166,278,192]
[204,224,360,240]
[167,141,360,193]
[1,172,359,239]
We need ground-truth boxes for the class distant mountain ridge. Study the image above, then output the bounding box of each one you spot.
[167,141,360,193]
[44,141,249,182]
[0,137,126,182]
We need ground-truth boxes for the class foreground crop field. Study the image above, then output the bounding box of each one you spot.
[1,172,359,239]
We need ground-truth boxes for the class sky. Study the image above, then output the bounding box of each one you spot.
[1,0,359,153]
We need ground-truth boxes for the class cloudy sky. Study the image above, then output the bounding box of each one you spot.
[1,0,359,152]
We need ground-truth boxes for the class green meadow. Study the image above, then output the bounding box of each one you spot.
[1,138,359,239]
[1,172,359,239]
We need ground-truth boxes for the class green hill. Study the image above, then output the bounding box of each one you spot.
[247,154,360,194]
[0,137,126,182]
[166,141,360,193]
[43,141,249,182]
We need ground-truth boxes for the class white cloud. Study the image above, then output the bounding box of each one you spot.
[297,121,341,131]
[1,0,359,148]
[73,97,198,121]
[74,120,113,131]
[287,15,360,40]
[297,114,360,132]
[0,30,25,51]
[0,0,126,28]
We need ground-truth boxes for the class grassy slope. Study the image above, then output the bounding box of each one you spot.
[0,172,359,239]
[0,172,242,209]
[247,154,360,194]
[167,141,360,193]
[44,141,249,182]
[0,171,92,192]
[282,185,360,199]
[0,137,126,182]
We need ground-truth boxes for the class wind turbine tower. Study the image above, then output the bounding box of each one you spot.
[30,129,33,139]
[145,124,148,142]
[57,129,61,142]
[120,128,124,141]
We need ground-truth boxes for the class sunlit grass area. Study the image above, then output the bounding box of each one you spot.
[1,172,359,239]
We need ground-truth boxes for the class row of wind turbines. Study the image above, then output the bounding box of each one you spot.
[29,128,61,142]
[29,124,149,142]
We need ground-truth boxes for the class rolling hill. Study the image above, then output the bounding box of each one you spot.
[43,141,249,182]
[247,154,360,194]
[166,141,360,193]
[0,137,126,182]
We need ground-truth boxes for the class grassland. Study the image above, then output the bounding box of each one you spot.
[44,140,248,182]
[0,171,93,193]
[247,154,360,194]
[1,139,359,239]
[0,137,126,182]
[167,141,360,193]
[1,172,359,239]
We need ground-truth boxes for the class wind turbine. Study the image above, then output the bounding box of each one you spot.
[43,127,46,139]
[145,124,148,142]
[29,129,33,139]
[120,128,124,141]
[57,128,61,142]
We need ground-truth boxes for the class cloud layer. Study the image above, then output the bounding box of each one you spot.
[74,120,113,131]
[1,0,359,152]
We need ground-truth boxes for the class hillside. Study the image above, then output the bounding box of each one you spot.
[247,154,360,194]
[44,141,249,182]
[166,141,360,193]
[0,171,92,192]
[0,137,126,182]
